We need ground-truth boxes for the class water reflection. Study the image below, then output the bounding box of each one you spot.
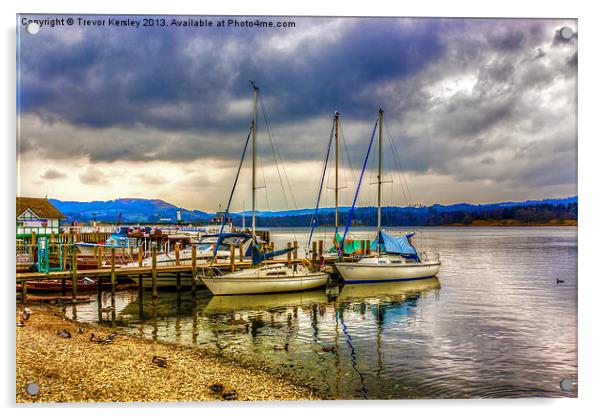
[66,227,578,399]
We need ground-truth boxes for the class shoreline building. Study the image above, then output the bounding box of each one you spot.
[16,197,65,241]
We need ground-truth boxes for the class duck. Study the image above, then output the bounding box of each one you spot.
[76,326,84,334]
[152,356,168,368]
[21,307,32,321]
[209,383,224,394]
[273,343,289,351]
[321,345,337,353]
[57,329,71,338]
[222,389,238,400]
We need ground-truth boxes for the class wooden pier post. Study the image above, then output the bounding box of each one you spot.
[365,240,371,255]
[110,248,116,301]
[312,241,317,262]
[360,240,365,255]
[191,245,197,297]
[22,280,27,303]
[287,242,292,266]
[97,247,103,269]
[293,241,298,260]
[151,243,158,299]
[137,248,143,297]
[318,240,324,257]
[71,251,78,303]
[239,244,244,262]
[175,242,181,292]
[230,244,235,272]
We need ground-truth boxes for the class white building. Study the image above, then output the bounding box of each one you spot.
[16,197,65,240]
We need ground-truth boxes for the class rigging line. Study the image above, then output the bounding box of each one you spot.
[338,121,358,205]
[338,116,379,258]
[386,131,408,205]
[210,124,253,266]
[384,122,414,206]
[307,119,335,250]
[258,92,299,242]
[257,131,271,212]
[258,93,298,209]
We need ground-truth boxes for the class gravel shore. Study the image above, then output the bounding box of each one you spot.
[16,304,318,403]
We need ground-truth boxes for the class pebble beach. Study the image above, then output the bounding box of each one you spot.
[16,304,318,403]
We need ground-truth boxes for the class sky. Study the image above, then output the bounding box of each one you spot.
[17,15,577,212]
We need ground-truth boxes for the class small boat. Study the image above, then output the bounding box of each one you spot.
[202,82,329,296]
[21,277,133,293]
[335,109,441,283]
[202,262,328,296]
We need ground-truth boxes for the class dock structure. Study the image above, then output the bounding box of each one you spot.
[16,240,346,303]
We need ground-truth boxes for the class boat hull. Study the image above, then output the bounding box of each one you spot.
[335,261,441,283]
[202,273,329,295]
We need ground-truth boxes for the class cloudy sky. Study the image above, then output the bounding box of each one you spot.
[17,16,577,212]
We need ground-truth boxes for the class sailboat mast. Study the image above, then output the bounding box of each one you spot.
[377,109,383,255]
[334,111,340,233]
[242,200,245,230]
[251,82,258,241]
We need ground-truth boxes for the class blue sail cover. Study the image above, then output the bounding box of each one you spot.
[371,231,418,258]
[249,244,294,266]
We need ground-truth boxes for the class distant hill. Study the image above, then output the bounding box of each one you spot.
[49,196,577,226]
[50,198,212,224]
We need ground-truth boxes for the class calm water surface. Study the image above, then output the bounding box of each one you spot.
[68,227,577,399]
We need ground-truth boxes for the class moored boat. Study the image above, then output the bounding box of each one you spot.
[335,109,441,283]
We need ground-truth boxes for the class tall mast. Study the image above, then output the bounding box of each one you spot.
[242,200,245,230]
[334,111,340,234]
[251,82,258,241]
[377,109,383,255]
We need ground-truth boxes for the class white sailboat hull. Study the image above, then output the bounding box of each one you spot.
[201,264,329,295]
[335,259,441,283]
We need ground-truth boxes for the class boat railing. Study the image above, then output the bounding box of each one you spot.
[420,251,440,263]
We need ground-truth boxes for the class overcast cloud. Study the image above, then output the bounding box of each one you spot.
[17,16,577,211]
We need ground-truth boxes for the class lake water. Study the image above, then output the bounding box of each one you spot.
[67,227,578,399]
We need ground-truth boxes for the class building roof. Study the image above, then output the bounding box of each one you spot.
[16,197,66,219]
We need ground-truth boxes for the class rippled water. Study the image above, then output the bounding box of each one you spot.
[67,227,577,399]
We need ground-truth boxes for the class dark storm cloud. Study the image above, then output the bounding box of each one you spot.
[18,16,577,193]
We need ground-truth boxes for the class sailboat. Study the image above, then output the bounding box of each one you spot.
[201,82,329,296]
[307,111,369,259]
[335,109,441,283]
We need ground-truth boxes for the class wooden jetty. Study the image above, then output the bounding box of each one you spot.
[16,238,367,303]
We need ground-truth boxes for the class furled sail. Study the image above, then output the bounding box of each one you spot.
[371,230,419,260]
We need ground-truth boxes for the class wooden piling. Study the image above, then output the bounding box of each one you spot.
[365,240,371,255]
[230,244,235,272]
[71,251,78,303]
[97,247,103,269]
[293,241,298,260]
[287,242,292,266]
[22,280,27,303]
[175,243,180,266]
[361,240,365,255]
[318,240,324,257]
[137,248,143,296]
[151,244,158,299]
[312,241,317,262]
[111,248,116,300]
[191,245,197,297]
[239,244,244,262]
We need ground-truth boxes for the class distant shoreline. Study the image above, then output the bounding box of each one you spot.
[444,219,577,227]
